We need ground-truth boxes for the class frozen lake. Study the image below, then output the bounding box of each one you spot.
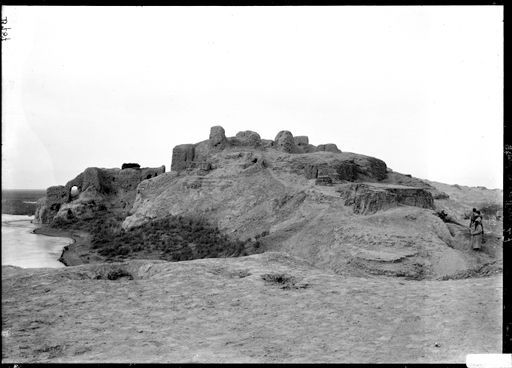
[2,214,71,268]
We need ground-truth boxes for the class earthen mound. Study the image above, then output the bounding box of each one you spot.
[35,125,501,281]
[120,126,500,279]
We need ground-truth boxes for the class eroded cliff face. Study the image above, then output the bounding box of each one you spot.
[34,165,165,224]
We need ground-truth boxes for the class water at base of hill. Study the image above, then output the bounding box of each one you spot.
[2,214,71,268]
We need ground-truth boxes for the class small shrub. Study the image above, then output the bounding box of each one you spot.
[104,269,133,280]
[261,273,308,290]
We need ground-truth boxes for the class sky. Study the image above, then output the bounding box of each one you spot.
[2,6,503,190]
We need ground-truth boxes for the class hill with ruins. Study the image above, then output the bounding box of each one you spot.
[33,126,503,280]
[6,125,503,363]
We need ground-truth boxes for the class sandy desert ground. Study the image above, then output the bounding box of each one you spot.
[1,252,502,363]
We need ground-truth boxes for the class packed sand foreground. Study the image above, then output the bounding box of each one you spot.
[1,253,502,363]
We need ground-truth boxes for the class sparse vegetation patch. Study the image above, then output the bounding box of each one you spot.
[261,273,308,289]
[50,209,262,263]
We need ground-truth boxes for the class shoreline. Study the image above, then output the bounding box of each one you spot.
[32,227,76,266]
[32,226,99,267]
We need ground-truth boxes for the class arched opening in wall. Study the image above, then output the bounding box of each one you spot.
[146,174,152,180]
[70,186,80,198]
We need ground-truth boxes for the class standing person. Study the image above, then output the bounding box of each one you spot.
[471,216,484,251]
[469,208,478,228]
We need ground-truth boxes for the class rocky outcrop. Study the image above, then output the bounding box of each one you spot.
[34,165,165,224]
[337,183,434,215]
[274,131,298,153]
[233,131,261,147]
[209,126,228,149]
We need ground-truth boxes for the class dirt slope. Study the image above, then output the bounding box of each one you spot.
[121,153,501,280]
[1,253,502,363]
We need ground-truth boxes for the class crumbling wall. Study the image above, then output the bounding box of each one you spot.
[34,164,166,224]
[141,166,166,180]
[317,144,341,153]
[168,125,387,190]
[232,131,262,147]
[171,144,196,171]
[338,183,434,214]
